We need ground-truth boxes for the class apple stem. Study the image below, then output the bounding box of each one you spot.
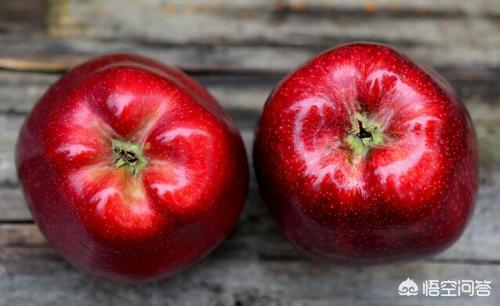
[111,139,147,176]
[345,112,384,158]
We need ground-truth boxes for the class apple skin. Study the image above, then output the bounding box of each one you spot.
[16,54,248,281]
[254,43,478,263]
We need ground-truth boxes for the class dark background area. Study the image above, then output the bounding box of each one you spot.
[0,1,499,305]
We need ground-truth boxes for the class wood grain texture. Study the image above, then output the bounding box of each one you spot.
[42,0,500,46]
[0,0,45,34]
[0,240,499,306]
[2,0,500,73]
[1,0,500,305]
[1,33,500,74]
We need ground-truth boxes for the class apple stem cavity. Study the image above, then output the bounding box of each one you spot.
[345,112,384,158]
[111,139,147,176]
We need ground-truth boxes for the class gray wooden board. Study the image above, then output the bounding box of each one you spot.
[2,35,500,74]
[42,0,500,47]
[0,244,499,306]
[1,0,500,305]
[3,0,500,73]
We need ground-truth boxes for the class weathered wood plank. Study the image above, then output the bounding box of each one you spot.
[1,35,316,73]
[2,1,500,73]
[42,0,500,46]
[0,114,22,184]
[0,0,45,34]
[0,186,27,221]
[0,232,498,306]
[2,69,500,112]
[1,32,500,74]
[23,0,499,76]
[6,1,500,47]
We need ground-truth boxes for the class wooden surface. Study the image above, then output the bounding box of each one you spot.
[1,1,499,305]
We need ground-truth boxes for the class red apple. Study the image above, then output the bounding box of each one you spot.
[16,54,248,281]
[254,43,478,263]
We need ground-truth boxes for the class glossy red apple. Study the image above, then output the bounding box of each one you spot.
[16,54,248,281]
[254,43,478,263]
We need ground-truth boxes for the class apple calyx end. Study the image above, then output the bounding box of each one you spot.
[111,139,147,176]
[345,112,384,158]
